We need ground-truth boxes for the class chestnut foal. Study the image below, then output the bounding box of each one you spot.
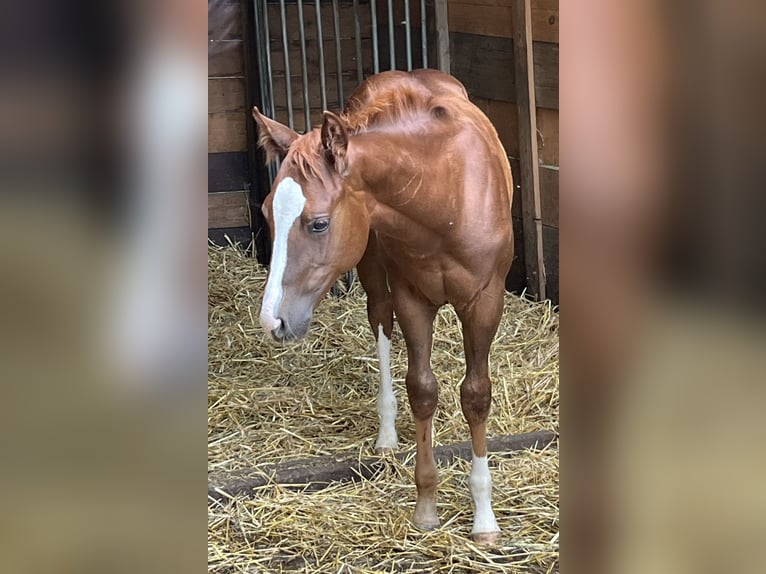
[253,70,513,544]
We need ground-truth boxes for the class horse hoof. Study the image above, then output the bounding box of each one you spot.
[375,447,395,455]
[471,530,501,546]
[412,519,440,532]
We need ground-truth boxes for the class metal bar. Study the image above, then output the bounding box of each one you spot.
[297,0,311,130]
[370,0,379,73]
[331,0,344,108]
[279,0,294,128]
[420,0,427,68]
[433,0,450,73]
[261,0,275,118]
[386,0,395,70]
[315,0,328,111]
[404,0,412,70]
[353,0,363,83]
[252,0,269,113]
[256,0,278,181]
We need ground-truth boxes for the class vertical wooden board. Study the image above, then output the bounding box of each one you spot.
[539,166,558,227]
[542,224,558,304]
[533,41,558,109]
[505,216,526,294]
[536,107,558,166]
[509,157,523,219]
[208,78,246,114]
[209,41,245,77]
[486,99,520,158]
[208,112,247,153]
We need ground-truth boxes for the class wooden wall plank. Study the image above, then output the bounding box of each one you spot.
[450,33,558,109]
[505,223,558,304]
[208,78,246,114]
[448,0,558,43]
[536,106,559,166]
[209,191,250,229]
[209,111,247,153]
[448,3,513,38]
[209,2,242,41]
[209,152,250,193]
[473,99,558,170]
[473,97,519,158]
[509,159,558,228]
[209,41,244,77]
[539,166,558,227]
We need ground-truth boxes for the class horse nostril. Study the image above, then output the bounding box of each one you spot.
[271,318,286,340]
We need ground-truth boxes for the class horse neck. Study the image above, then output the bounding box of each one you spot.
[346,129,451,242]
[347,130,424,194]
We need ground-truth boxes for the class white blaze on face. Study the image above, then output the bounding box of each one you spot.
[259,177,306,334]
[375,324,398,450]
[469,453,500,535]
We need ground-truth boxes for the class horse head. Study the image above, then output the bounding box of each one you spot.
[252,108,370,342]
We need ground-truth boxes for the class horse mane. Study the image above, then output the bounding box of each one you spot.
[341,82,434,133]
[284,130,326,181]
[286,79,454,179]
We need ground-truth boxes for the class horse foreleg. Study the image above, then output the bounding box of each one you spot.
[391,279,440,530]
[456,277,506,544]
[356,237,396,452]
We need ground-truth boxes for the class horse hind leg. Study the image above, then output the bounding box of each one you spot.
[457,278,506,544]
[356,237,397,452]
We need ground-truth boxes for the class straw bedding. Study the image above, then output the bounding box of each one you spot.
[208,244,559,573]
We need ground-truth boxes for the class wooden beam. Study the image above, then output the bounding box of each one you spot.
[208,429,557,500]
[513,0,546,300]
[434,0,451,73]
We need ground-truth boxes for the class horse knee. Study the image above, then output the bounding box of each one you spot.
[406,369,438,421]
[460,375,492,425]
[367,295,393,337]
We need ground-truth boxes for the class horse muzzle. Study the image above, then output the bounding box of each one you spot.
[262,313,311,343]
[270,317,311,343]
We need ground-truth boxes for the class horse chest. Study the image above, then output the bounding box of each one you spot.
[377,238,480,305]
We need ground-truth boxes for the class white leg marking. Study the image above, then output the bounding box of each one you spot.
[470,454,500,534]
[260,177,306,335]
[375,324,398,450]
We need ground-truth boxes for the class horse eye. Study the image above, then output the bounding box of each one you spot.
[310,218,330,233]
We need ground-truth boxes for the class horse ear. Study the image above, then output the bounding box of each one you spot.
[252,107,299,164]
[321,111,348,173]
